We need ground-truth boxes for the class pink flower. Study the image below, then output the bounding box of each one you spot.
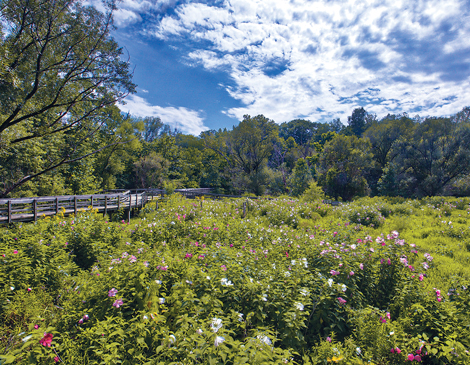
[13,250,18,254]
[419,274,424,281]
[326,337,332,342]
[39,333,53,347]
[185,253,193,259]
[129,255,137,263]
[330,270,340,276]
[27,288,32,292]
[407,354,414,361]
[349,271,354,276]
[391,348,395,353]
[113,299,124,308]
[386,312,390,319]
[108,288,118,297]
[395,347,401,354]
[34,324,39,329]
[359,263,364,270]
[337,297,346,305]
[414,355,422,362]
[54,356,60,363]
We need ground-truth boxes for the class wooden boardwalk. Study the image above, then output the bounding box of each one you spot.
[0,190,163,224]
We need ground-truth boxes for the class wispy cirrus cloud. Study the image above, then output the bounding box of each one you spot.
[118,95,209,135]
[145,0,470,123]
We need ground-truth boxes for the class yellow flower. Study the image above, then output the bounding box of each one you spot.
[327,356,344,362]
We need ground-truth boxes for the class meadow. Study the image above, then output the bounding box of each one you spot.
[1,194,470,364]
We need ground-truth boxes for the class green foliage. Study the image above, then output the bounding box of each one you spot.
[317,135,373,201]
[2,192,470,364]
[289,158,312,197]
[300,181,326,203]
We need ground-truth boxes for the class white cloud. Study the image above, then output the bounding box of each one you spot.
[148,0,470,123]
[118,95,209,135]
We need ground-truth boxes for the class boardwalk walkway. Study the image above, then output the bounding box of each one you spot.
[0,190,156,224]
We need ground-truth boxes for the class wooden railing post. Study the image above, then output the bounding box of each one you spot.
[74,196,78,216]
[8,200,12,224]
[118,195,120,210]
[55,197,59,215]
[127,194,132,222]
[91,196,94,209]
[33,199,37,221]
[104,195,108,217]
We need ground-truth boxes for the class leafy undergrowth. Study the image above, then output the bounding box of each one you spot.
[1,195,469,364]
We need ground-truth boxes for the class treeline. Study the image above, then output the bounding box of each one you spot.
[3,105,470,200]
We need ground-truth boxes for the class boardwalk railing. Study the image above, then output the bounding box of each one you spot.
[0,188,215,224]
[0,190,157,224]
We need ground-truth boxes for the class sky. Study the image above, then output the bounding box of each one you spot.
[98,0,470,135]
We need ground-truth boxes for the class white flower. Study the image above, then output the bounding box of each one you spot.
[351,244,357,250]
[295,302,304,311]
[291,260,296,266]
[159,298,165,304]
[300,288,309,296]
[238,312,244,321]
[155,280,162,285]
[328,278,334,287]
[356,347,361,355]
[196,328,203,335]
[261,294,268,301]
[341,284,347,292]
[221,278,233,286]
[301,258,308,268]
[143,315,148,320]
[206,276,211,280]
[257,335,272,345]
[210,318,223,332]
[22,335,33,343]
[390,331,395,336]
[214,336,225,347]
[284,271,291,277]
[272,263,276,269]
[169,334,176,344]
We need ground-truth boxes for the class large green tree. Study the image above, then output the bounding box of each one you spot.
[317,135,373,201]
[0,0,135,197]
[392,117,470,197]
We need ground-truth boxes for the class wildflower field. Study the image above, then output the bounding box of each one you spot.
[1,195,470,364]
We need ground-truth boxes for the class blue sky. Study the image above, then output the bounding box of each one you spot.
[96,0,470,135]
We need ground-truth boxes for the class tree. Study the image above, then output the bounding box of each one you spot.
[317,135,372,201]
[0,0,136,196]
[393,117,470,197]
[347,107,367,137]
[202,115,278,195]
[289,158,312,197]
[133,152,169,189]
[363,114,414,194]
